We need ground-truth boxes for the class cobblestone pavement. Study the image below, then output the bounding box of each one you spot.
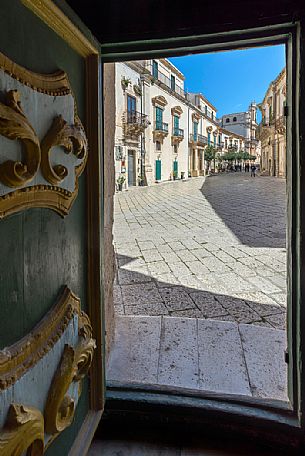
[113,174,287,329]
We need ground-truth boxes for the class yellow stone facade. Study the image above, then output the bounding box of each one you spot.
[257,68,286,178]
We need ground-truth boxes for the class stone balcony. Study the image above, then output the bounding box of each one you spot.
[153,121,169,143]
[275,115,286,135]
[171,127,184,145]
[197,134,208,146]
[123,110,149,138]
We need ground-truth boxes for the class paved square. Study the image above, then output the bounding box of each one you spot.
[114,174,287,329]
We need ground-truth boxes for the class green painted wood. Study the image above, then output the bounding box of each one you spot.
[155,106,163,129]
[0,1,95,454]
[173,160,178,177]
[155,160,161,180]
[0,0,87,347]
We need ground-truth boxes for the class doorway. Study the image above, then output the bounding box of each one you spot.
[128,150,136,186]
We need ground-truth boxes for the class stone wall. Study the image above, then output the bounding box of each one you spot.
[103,63,116,362]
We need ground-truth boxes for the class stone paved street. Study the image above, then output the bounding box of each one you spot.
[113,174,287,329]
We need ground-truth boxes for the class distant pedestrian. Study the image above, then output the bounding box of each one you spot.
[251,164,256,177]
[245,163,249,172]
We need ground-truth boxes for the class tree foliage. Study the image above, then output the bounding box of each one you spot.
[204,145,217,162]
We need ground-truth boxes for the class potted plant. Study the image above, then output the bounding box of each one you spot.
[133,84,142,96]
[117,174,125,191]
[121,76,131,91]
[173,170,178,180]
[138,175,144,186]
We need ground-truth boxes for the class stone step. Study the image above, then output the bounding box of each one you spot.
[107,315,288,401]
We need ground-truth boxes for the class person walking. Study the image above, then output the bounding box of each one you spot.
[251,163,256,177]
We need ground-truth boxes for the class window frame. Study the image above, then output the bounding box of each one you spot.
[101,22,305,441]
[171,74,176,91]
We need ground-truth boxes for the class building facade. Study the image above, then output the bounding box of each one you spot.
[256,68,286,177]
[220,103,260,162]
[114,58,249,189]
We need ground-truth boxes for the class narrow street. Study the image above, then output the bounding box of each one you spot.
[114,174,286,329]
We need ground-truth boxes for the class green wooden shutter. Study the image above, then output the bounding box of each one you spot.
[193,122,198,141]
[156,159,162,180]
[173,160,178,177]
[174,115,179,135]
[156,107,163,129]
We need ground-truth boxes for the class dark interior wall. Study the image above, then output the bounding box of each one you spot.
[67,0,305,44]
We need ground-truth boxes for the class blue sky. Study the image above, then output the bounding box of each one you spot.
[168,45,285,119]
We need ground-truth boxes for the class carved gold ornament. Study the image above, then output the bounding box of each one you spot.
[41,115,88,186]
[0,51,88,219]
[0,287,96,454]
[44,311,96,435]
[0,90,41,188]
[0,287,80,390]
[0,404,44,456]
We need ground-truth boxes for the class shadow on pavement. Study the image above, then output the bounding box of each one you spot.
[115,254,286,330]
[200,173,286,248]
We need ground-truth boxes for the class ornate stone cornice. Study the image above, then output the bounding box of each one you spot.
[152,95,167,107]
[192,112,201,122]
[171,106,183,116]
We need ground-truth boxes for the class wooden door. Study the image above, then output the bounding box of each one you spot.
[0,2,104,455]
[156,159,162,180]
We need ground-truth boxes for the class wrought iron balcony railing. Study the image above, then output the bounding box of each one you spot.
[154,121,168,132]
[275,115,286,130]
[197,134,208,145]
[173,127,184,138]
[124,110,148,126]
[146,63,186,98]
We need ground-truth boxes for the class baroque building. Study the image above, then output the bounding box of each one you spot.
[220,103,260,162]
[114,59,248,189]
[256,68,286,177]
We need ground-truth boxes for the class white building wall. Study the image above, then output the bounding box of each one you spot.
[147,82,189,183]
[114,62,144,190]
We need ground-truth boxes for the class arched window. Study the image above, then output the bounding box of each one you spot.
[226,118,230,123]
[233,116,237,122]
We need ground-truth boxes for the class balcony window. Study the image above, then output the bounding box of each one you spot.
[214,135,216,146]
[193,122,198,142]
[171,75,175,91]
[173,115,180,135]
[155,106,163,129]
[208,131,211,145]
[127,95,136,115]
[218,135,221,144]
[152,60,158,79]
[156,141,161,151]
